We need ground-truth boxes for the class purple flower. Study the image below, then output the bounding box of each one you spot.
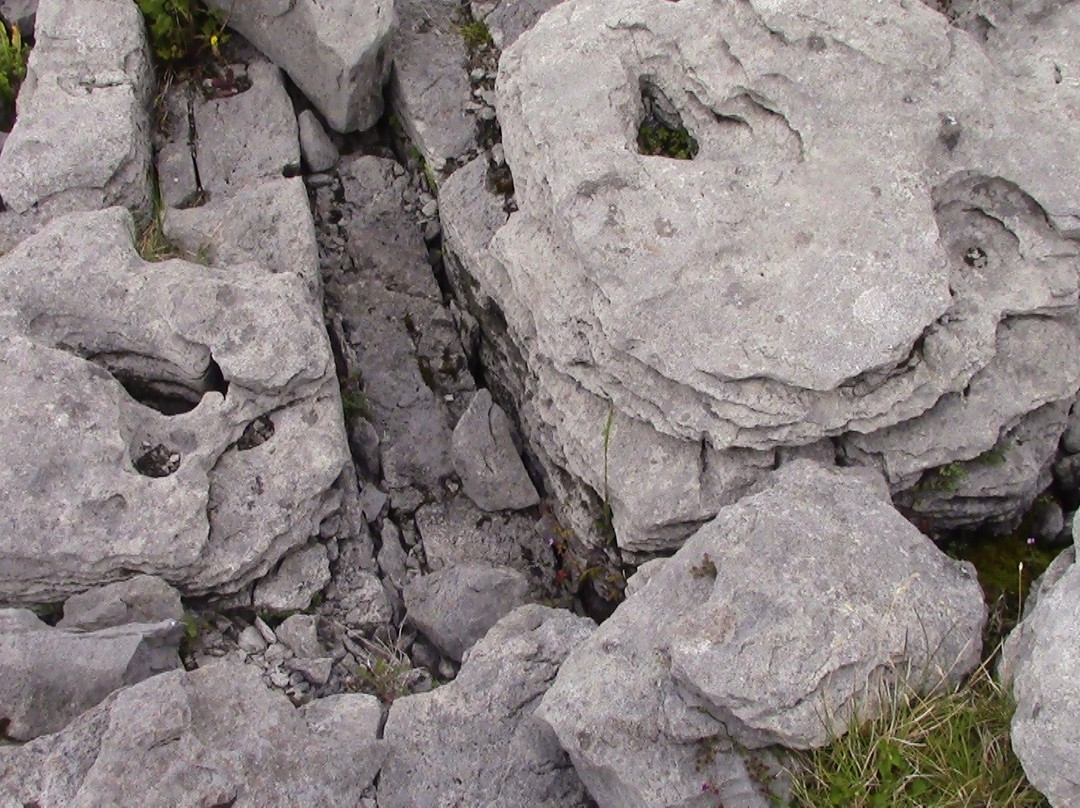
[1027,536,1037,546]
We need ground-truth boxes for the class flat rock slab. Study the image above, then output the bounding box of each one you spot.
[537,461,986,807]
[205,0,394,133]
[0,661,386,807]
[0,0,151,219]
[58,575,184,631]
[379,604,594,807]
[0,609,181,741]
[0,207,349,602]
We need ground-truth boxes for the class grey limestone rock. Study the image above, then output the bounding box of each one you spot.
[404,563,531,661]
[0,0,36,33]
[274,614,321,659]
[440,0,1080,548]
[0,0,151,219]
[204,0,394,132]
[253,544,332,613]
[536,461,986,807]
[452,387,540,511]
[389,0,476,173]
[1001,541,1080,807]
[471,0,564,48]
[379,604,595,808]
[298,109,339,173]
[58,575,184,631]
[0,207,349,603]
[0,609,182,741]
[0,660,386,807]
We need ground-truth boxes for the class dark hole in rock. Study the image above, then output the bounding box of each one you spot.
[487,162,514,196]
[963,246,988,269]
[105,357,229,416]
[134,443,181,477]
[637,78,698,160]
[237,414,275,450]
[282,162,302,178]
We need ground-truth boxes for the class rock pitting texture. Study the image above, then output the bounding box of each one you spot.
[444,0,1080,549]
[0,0,152,219]
[0,207,349,603]
[0,661,386,807]
[379,604,594,808]
[536,461,986,807]
[204,0,394,133]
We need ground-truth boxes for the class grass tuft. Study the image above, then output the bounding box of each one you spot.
[786,659,1048,807]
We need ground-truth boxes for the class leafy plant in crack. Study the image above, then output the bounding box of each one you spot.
[137,0,228,68]
[459,19,493,53]
[0,21,29,131]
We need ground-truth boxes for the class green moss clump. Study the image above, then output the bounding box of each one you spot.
[637,120,698,160]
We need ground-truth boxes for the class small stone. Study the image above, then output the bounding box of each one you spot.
[360,485,389,523]
[275,614,321,658]
[238,625,268,654]
[421,199,439,218]
[298,109,340,173]
[254,616,277,645]
[287,656,335,686]
[264,643,290,667]
[478,106,497,121]
[59,575,184,631]
[269,667,291,688]
[253,544,331,613]
[490,144,505,165]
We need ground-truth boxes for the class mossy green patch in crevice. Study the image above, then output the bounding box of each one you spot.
[137,0,228,69]
[637,119,698,160]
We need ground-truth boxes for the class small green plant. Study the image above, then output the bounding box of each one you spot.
[923,461,967,493]
[786,661,1047,807]
[597,406,617,544]
[459,19,493,52]
[340,384,374,422]
[0,20,29,132]
[973,443,1009,466]
[637,120,698,160]
[137,0,228,67]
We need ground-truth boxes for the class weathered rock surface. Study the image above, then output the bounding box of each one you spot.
[0,0,151,220]
[1001,521,1080,808]
[452,387,540,511]
[298,109,339,173]
[205,0,394,133]
[379,604,594,807]
[0,207,349,603]
[440,0,1080,549]
[0,609,182,741]
[317,155,473,510]
[0,660,386,806]
[404,562,531,661]
[58,575,183,631]
[537,461,986,807]
[389,0,476,172]
[471,0,563,48]
[253,543,332,613]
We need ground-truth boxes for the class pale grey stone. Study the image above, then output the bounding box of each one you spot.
[286,656,334,686]
[204,0,394,132]
[164,177,321,302]
[379,605,594,808]
[0,661,386,807]
[253,544,331,613]
[0,0,152,220]
[452,388,540,511]
[0,208,348,603]
[1001,549,1080,807]
[298,109,339,172]
[404,563,531,661]
[340,570,393,632]
[58,575,183,631]
[0,610,182,741]
[275,614,321,658]
[471,0,562,48]
[537,461,985,807]
[254,615,277,645]
[389,0,475,173]
[238,624,269,654]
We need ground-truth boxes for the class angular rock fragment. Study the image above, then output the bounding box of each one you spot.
[452,387,540,511]
[0,0,152,220]
[58,575,184,631]
[298,109,339,173]
[379,604,594,807]
[204,0,394,133]
[253,543,331,613]
[0,661,386,807]
[0,610,182,741]
[404,563,531,661]
[537,461,986,807]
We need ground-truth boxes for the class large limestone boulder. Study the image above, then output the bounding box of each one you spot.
[0,207,349,603]
[536,461,986,807]
[379,604,594,807]
[0,0,152,220]
[0,661,386,807]
[204,0,394,133]
[442,0,1080,550]
[0,610,181,741]
[1001,521,1080,807]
